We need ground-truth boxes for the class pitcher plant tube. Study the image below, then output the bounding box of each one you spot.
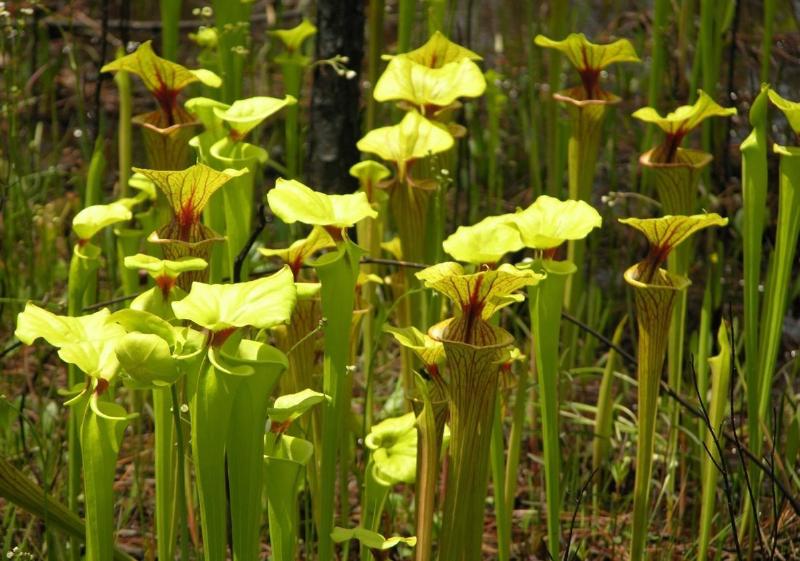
[122,253,207,561]
[357,110,453,265]
[186,94,296,280]
[740,84,769,479]
[633,91,735,517]
[441,195,601,558]
[385,325,446,561]
[358,109,453,393]
[15,305,135,561]
[359,411,417,561]
[350,160,391,429]
[171,268,297,561]
[741,89,800,540]
[269,19,317,178]
[415,261,543,561]
[534,33,639,317]
[101,41,222,171]
[373,30,486,274]
[618,213,728,561]
[64,201,132,560]
[267,177,377,561]
[134,163,246,289]
[507,195,602,559]
[264,390,327,561]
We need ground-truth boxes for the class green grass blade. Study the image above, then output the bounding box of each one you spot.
[153,387,177,561]
[592,315,628,480]
[490,396,510,561]
[697,322,732,561]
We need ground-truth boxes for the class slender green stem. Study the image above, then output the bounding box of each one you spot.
[211,0,251,102]
[170,384,190,561]
[281,60,304,179]
[114,55,131,197]
[742,87,769,438]
[366,0,385,132]
[485,71,504,213]
[66,243,101,561]
[397,0,416,53]
[154,387,177,561]
[544,1,567,197]
[524,1,543,198]
[412,375,446,561]
[490,396,509,561]
[562,101,610,318]
[640,0,669,161]
[694,270,713,439]
[85,138,105,208]
[159,0,181,61]
[761,0,776,82]
[504,361,527,522]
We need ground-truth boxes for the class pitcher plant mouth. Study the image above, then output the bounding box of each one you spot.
[623,263,691,293]
[639,146,713,170]
[428,317,515,349]
[553,87,621,107]
[133,106,200,134]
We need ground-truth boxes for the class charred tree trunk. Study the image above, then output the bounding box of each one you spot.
[306,0,365,193]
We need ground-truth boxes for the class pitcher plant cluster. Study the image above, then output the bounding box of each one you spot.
[6,16,800,561]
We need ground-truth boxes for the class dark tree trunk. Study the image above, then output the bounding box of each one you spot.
[306,0,365,194]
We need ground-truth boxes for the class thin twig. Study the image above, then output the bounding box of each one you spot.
[287,321,325,356]
[690,352,743,560]
[82,292,142,311]
[727,308,767,555]
[360,256,428,269]
[563,466,600,561]
[233,203,270,284]
[561,310,636,365]
[769,405,782,561]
